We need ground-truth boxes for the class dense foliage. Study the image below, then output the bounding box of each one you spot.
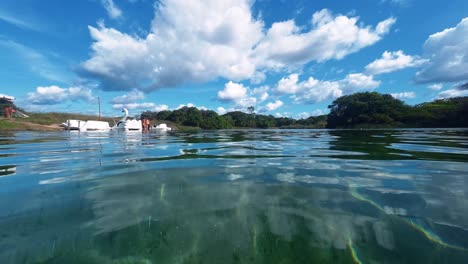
[404,97,468,127]
[141,107,327,129]
[327,92,468,128]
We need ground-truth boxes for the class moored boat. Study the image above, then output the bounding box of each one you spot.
[112,108,142,132]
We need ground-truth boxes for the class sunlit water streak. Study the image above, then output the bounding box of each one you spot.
[0,129,468,263]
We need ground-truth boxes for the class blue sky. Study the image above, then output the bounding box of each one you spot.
[1,0,467,119]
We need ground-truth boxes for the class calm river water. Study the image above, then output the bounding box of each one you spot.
[1,129,468,263]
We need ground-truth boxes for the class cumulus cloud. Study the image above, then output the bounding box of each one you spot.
[251,86,269,102]
[294,79,343,104]
[365,50,426,75]
[313,109,327,116]
[82,0,262,91]
[80,25,151,91]
[110,90,157,110]
[341,73,381,93]
[390,92,415,99]
[177,103,195,109]
[297,109,327,119]
[218,81,248,101]
[428,83,443,90]
[26,85,95,105]
[436,82,468,98]
[298,112,310,119]
[276,74,301,94]
[274,112,292,118]
[174,103,208,111]
[217,81,257,108]
[437,89,468,99]
[254,9,395,68]
[275,73,380,104]
[216,107,227,115]
[111,90,145,104]
[154,104,169,112]
[112,102,156,110]
[415,18,468,83]
[81,1,395,92]
[264,100,284,111]
[101,0,122,19]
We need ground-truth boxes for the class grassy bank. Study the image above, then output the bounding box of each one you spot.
[0,118,62,131]
[0,112,116,132]
[21,112,115,125]
[0,113,183,132]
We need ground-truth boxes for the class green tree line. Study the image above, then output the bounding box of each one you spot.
[326,92,468,128]
[141,107,327,129]
[142,92,467,129]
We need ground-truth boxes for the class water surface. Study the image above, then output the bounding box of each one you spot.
[1,129,468,263]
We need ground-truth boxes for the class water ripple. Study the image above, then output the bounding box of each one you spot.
[0,129,468,263]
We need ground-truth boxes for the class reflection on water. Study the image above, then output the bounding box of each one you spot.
[0,129,468,263]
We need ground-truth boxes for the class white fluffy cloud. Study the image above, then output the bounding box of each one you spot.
[390,92,416,99]
[101,0,122,19]
[217,81,257,108]
[112,102,156,110]
[81,1,395,91]
[254,9,395,68]
[275,73,380,103]
[298,112,310,119]
[175,103,207,111]
[82,0,262,91]
[311,109,327,116]
[216,107,227,115]
[264,100,284,111]
[251,86,269,102]
[436,83,468,98]
[298,108,327,119]
[154,104,169,112]
[428,83,443,90]
[81,26,151,91]
[111,90,145,104]
[27,85,95,105]
[437,89,468,99]
[365,50,426,75]
[415,18,468,83]
[177,103,195,109]
[217,81,248,101]
[293,78,343,104]
[341,73,381,93]
[110,90,157,110]
[276,74,301,94]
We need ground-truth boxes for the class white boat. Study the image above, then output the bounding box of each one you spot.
[62,119,111,132]
[112,108,142,132]
[79,120,111,132]
[61,119,84,130]
[152,123,172,131]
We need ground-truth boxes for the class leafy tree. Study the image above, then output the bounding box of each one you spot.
[327,92,410,128]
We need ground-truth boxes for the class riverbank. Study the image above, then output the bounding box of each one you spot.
[0,118,181,132]
[0,119,63,131]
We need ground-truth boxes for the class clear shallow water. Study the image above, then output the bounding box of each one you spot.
[1,129,468,263]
